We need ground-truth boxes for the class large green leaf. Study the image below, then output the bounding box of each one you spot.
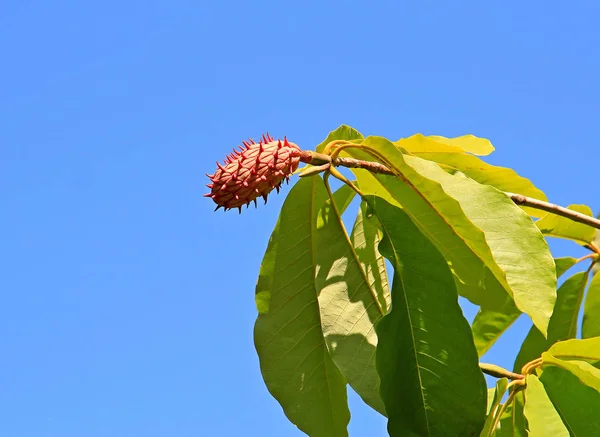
[542,353,600,392]
[471,298,520,357]
[345,136,556,335]
[535,204,597,245]
[314,185,387,415]
[513,328,546,375]
[583,273,600,338]
[546,271,589,340]
[539,366,600,436]
[472,257,575,358]
[523,374,569,436]
[411,152,547,218]
[547,337,600,360]
[554,257,578,278]
[479,378,508,437]
[254,176,349,437]
[513,271,589,372]
[370,195,487,437]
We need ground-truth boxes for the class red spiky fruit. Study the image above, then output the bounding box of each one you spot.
[205,134,301,212]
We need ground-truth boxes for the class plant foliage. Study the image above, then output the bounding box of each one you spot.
[213,125,600,436]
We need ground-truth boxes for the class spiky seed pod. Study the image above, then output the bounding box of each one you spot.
[205,134,301,213]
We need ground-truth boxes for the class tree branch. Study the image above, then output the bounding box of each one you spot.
[299,150,600,230]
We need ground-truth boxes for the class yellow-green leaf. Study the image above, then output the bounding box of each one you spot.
[535,204,597,245]
[396,133,494,155]
[427,134,495,155]
[523,374,569,436]
[548,337,600,361]
[412,152,548,218]
[542,353,600,392]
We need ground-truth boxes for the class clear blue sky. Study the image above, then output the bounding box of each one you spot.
[1,1,599,436]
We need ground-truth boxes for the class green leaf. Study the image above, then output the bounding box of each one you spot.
[369,195,487,437]
[547,337,600,360]
[471,257,573,357]
[315,125,364,153]
[314,185,387,415]
[513,328,546,374]
[542,353,600,392]
[471,298,520,357]
[411,152,547,218]
[254,177,349,437]
[479,378,508,437]
[546,271,589,340]
[535,204,597,245]
[583,273,600,338]
[554,257,578,279]
[540,366,600,436]
[513,271,589,372]
[345,136,556,335]
[523,374,569,436]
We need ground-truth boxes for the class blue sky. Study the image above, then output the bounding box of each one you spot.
[1,1,599,436]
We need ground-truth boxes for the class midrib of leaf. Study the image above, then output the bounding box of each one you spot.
[377,218,431,436]
[323,177,385,317]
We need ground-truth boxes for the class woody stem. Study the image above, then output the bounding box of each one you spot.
[298,150,600,231]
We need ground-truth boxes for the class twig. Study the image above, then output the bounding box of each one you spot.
[479,363,525,380]
[298,150,600,230]
[507,193,600,230]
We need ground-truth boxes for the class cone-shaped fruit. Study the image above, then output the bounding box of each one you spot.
[205,134,301,212]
